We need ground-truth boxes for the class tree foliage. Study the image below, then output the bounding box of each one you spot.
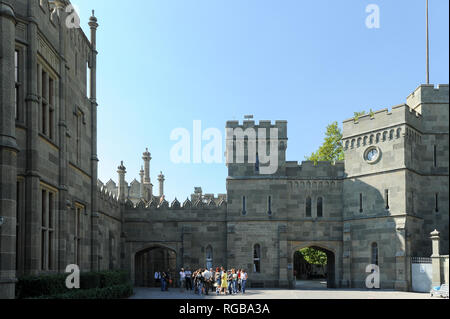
[305,121,344,164]
[299,248,327,266]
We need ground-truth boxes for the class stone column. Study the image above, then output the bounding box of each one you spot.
[394,220,408,291]
[430,230,441,287]
[24,0,42,277]
[0,1,18,299]
[341,223,352,288]
[158,172,165,198]
[88,10,100,272]
[117,162,127,201]
[56,0,69,273]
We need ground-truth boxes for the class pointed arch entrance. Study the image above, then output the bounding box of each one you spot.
[134,246,177,287]
[293,245,336,289]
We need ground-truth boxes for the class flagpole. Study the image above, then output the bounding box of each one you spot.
[426,0,430,84]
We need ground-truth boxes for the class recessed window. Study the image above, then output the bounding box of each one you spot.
[206,245,213,269]
[242,196,247,215]
[435,193,439,213]
[371,243,378,266]
[306,197,312,217]
[15,50,19,120]
[359,193,363,213]
[253,244,261,273]
[385,189,389,210]
[317,197,323,218]
[267,196,272,216]
[433,145,437,168]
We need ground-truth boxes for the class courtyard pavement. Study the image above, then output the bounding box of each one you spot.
[130,285,434,300]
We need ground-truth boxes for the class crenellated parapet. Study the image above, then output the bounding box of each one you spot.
[343,104,422,141]
[96,183,120,208]
[285,161,345,179]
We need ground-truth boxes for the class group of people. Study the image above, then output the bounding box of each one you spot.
[179,267,248,296]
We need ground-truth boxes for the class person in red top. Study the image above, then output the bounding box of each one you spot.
[237,269,242,293]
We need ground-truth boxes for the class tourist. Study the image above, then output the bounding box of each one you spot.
[203,268,212,295]
[227,270,233,295]
[241,269,248,294]
[179,268,186,291]
[220,267,228,295]
[237,269,242,293]
[161,271,167,291]
[195,269,204,295]
[185,268,192,291]
[231,269,238,294]
[215,267,221,295]
[154,271,161,287]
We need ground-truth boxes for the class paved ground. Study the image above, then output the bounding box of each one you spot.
[130,286,433,300]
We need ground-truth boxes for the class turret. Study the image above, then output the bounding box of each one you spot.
[117,161,127,201]
[158,171,165,198]
[139,166,144,199]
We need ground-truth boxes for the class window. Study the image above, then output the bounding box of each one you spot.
[242,196,247,215]
[359,193,363,213]
[385,189,389,210]
[267,196,272,216]
[75,110,83,165]
[49,78,54,140]
[435,193,439,213]
[74,205,83,266]
[433,145,437,167]
[15,50,20,120]
[306,197,312,217]
[41,190,46,270]
[253,244,261,273]
[41,188,55,271]
[371,243,378,266]
[317,197,323,217]
[206,245,213,269]
[16,181,23,272]
[411,191,414,214]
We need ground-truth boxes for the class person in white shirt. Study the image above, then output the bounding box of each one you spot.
[154,271,161,287]
[202,268,212,295]
[241,270,248,294]
[179,268,186,291]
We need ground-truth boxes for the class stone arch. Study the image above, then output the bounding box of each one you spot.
[290,242,339,289]
[132,243,178,287]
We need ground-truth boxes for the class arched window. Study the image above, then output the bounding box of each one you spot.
[369,135,374,144]
[371,243,378,266]
[389,130,394,140]
[306,197,312,217]
[382,131,387,141]
[376,133,381,143]
[242,196,247,215]
[253,244,261,273]
[363,136,368,146]
[396,128,401,138]
[317,197,323,217]
[206,245,213,269]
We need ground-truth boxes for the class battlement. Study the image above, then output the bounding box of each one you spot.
[406,84,449,109]
[285,161,345,178]
[226,120,287,139]
[96,184,120,207]
[125,195,227,211]
[342,104,422,139]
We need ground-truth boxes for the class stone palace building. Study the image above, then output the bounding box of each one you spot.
[0,0,448,299]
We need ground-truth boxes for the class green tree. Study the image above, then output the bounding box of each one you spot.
[305,121,344,164]
[300,247,328,277]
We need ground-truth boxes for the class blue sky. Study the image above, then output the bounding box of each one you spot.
[73,0,449,201]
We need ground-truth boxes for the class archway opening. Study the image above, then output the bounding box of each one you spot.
[134,246,177,287]
[293,246,335,289]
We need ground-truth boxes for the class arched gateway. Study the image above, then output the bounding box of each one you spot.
[134,246,177,287]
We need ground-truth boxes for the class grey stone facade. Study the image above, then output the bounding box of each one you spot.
[0,0,448,299]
